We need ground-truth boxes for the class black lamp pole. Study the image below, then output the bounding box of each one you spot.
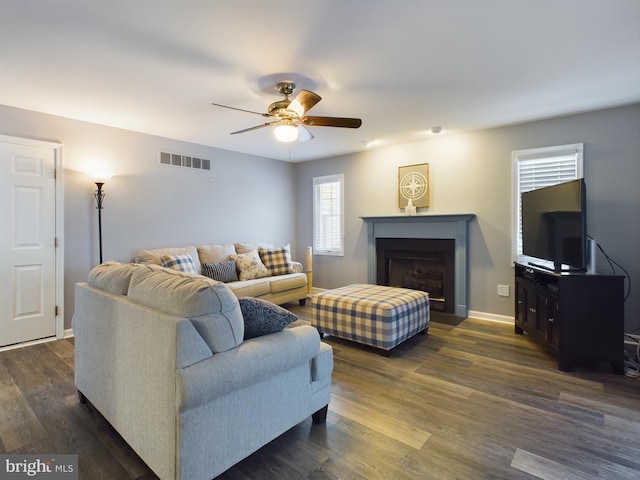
[94,182,105,264]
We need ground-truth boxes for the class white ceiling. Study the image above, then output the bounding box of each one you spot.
[1,1,639,162]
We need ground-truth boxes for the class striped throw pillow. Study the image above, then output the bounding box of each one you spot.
[202,260,239,283]
[259,245,294,276]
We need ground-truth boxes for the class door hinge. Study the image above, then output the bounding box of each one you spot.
[54,168,58,179]
[55,306,59,316]
[54,237,58,248]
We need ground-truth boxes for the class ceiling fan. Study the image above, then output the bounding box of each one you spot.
[211,81,362,143]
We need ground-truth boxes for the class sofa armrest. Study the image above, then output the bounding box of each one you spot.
[177,325,321,411]
[312,342,333,382]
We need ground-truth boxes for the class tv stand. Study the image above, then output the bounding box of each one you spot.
[514,262,624,373]
[528,262,558,272]
[528,262,585,274]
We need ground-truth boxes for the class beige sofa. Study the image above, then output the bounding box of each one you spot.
[74,262,333,480]
[136,241,308,305]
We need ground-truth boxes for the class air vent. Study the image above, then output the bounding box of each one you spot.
[159,151,211,171]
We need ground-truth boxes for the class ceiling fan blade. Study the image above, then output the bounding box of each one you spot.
[301,116,362,128]
[230,121,278,135]
[287,90,322,117]
[297,124,314,142]
[211,103,269,117]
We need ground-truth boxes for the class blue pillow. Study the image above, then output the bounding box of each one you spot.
[239,297,297,339]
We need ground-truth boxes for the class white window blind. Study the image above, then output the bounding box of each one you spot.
[313,174,344,256]
[512,144,583,261]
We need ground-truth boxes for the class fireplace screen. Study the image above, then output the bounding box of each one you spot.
[388,257,445,303]
[376,238,454,314]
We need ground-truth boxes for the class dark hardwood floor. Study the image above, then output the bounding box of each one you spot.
[2,304,640,479]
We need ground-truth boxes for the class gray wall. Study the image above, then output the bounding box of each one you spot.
[294,104,640,331]
[0,105,297,329]
[2,103,638,332]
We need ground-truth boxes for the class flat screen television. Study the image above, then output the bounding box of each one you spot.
[521,178,587,272]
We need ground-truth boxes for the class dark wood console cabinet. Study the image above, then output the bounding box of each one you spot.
[514,262,624,373]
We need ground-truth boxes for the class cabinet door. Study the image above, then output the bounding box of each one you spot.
[547,294,560,349]
[515,277,529,333]
[534,291,549,340]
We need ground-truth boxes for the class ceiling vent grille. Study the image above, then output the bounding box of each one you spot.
[159,151,211,171]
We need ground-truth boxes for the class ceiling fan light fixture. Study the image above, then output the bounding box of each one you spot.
[274,123,298,142]
[212,80,361,143]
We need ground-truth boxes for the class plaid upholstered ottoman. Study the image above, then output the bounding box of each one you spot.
[311,284,430,352]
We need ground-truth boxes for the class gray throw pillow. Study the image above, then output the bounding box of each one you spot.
[239,297,297,339]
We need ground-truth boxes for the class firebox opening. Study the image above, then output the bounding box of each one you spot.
[376,238,455,315]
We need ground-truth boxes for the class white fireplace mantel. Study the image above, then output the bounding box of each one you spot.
[361,214,475,317]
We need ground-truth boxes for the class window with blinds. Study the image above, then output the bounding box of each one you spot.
[313,174,344,256]
[512,143,584,261]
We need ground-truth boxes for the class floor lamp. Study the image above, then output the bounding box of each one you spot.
[94,182,105,264]
[93,175,112,264]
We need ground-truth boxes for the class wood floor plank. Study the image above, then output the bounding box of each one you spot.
[45,337,75,371]
[0,373,48,451]
[2,309,640,479]
[559,391,640,422]
[511,448,594,480]
[329,393,431,449]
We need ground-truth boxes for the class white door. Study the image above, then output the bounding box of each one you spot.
[0,140,58,347]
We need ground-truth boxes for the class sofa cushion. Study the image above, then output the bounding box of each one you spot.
[202,260,239,283]
[234,241,274,254]
[269,272,307,294]
[128,264,244,353]
[230,250,271,281]
[239,298,297,339]
[88,261,138,295]
[225,278,271,298]
[161,253,198,274]
[137,246,202,274]
[197,243,236,263]
[259,245,294,275]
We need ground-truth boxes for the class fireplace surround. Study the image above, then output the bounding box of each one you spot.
[361,214,475,318]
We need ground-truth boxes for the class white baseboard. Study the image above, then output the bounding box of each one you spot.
[468,310,514,324]
[0,329,75,353]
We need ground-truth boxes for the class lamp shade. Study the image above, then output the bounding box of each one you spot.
[92,172,114,183]
[274,123,298,143]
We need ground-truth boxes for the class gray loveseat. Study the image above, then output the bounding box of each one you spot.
[73,262,333,480]
[136,241,308,305]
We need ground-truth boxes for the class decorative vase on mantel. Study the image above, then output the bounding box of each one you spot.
[405,198,417,215]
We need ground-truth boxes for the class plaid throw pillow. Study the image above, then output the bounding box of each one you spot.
[259,245,294,276]
[202,260,238,283]
[160,253,197,274]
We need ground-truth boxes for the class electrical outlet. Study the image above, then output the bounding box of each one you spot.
[497,285,510,297]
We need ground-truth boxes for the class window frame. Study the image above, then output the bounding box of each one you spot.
[512,143,584,264]
[313,173,344,257]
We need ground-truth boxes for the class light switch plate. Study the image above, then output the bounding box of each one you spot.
[498,285,510,297]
